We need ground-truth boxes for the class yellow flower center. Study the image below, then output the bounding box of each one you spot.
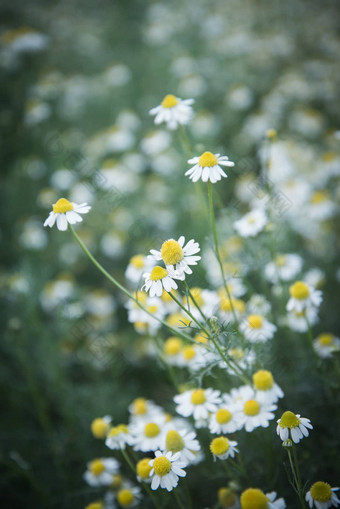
[210,437,230,456]
[161,240,184,265]
[153,456,172,476]
[216,409,232,424]
[166,430,185,452]
[111,474,123,489]
[164,337,182,355]
[220,298,245,313]
[89,459,105,476]
[198,151,218,167]
[136,457,152,479]
[134,291,148,306]
[248,315,263,329]
[130,254,145,268]
[91,418,110,439]
[218,488,237,508]
[310,481,332,502]
[279,411,301,428]
[318,333,334,346]
[85,503,104,509]
[132,398,147,415]
[108,424,129,437]
[194,333,208,344]
[244,400,260,416]
[276,255,286,267]
[117,489,134,507]
[290,281,310,300]
[161,94,179,108]
[191,389,206,405]
[167,313,191,327]
[52,198,73,214]
[230,348,244,360]
[182,345,196,360]
[148,305,158,314]
[310,190,328,204]
[144,422,160,438]
[253,370,274,391]
[240,488,269,509]
[248,217,256,224]
[161,290,177,302]
[188,287,205,307]
[149,266,168,281]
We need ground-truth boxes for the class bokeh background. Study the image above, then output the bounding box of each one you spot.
[1,0,340,507]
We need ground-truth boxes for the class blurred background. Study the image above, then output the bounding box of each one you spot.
[1,0,340,507]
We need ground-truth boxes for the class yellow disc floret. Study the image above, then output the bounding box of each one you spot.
[279,411,301,428]
[131,398,147,415]
[108,424,129,437]
[130,254,145,268]
[166,430,185,452]
[290,281,310,300]
[144,422,160,438]
[199,151,218,167]
[216,408,232,424]
[310,481,332,502]
[276,255,286,267]
[248,315,263,329]
[117,489,134,507]
[253,370,274,391]
[182,345,196,360]
[218,487,237,508]
[161,94,179,108]
[240,488,269,509]
[91,418,110,439]
[89,459,105,476]
[111,474,123,489]
[210,437,230,456]
[318,333,334,346]
[191,389,206,405]
[164,337,183,356]
[244,400,260,416]
[153,456,172,476]
[85,503,104,509]
[161,240,184,265]
[136,457,152,479]
[149,266,168,281]
[52,198,73,214]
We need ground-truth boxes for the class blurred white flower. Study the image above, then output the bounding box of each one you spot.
[149,94,194,130]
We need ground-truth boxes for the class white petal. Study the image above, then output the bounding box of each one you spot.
[56,214,68,231]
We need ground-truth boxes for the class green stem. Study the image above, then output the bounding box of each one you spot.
[305,314,314,350]
[290,444,307,509]
[178,125,192,157]
[168,291,211,338]
[183,281,210,326]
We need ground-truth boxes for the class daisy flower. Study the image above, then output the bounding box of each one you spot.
[210,437,238,461]
[218,487,240,509]
[209,403,242,435]
[276,411,313,444]
[43,198,91,231]
[219,297,246,323]
[125,254,153,285]
[286,281,322,313]
[130,415,167,452]
[136,457,153,483]
[252,370,284,404]
[240,314,277,343]
[116,486,142,508]
[149,94,194,130]
[105,424,133,450]
[91,415,112,439]
[83,458,120,487]
[163,336,184,366]
[240,488,286,509]
[178,344,209,372]
[128,398,163,424]
[286,307,319,333]
[264,254,303,284]
[149,451,187,491]
[183,287,219,321]
[305,481,340,509]
[149,236,201,277]
[174,388,222,422]
[142,266,179,297]
[234,386,277,432]
[163,428,200,466]
[313,333,340,358]
[186,151,234,183]
[233,208,268,238]
[126,292,165,335]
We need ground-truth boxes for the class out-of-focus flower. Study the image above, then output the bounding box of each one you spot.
[91,416,112,439]
[233,209,268,238]
[264,254,303,284]
[105,424,133,450]
[43,198,91,231]
[136,457,153,483]
[116,486,142,508]
[186,152,234,183]
[240,314,277,343]
[313,333,340,358]
[83,458,120,487]
[252,370,284,404]
[286,281,322,313]
[149,94,194,130]
[174,388,221,422]
[164,428,200,465]
[240,488,286,509]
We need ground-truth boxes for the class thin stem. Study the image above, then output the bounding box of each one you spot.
[69,226,193,344]
[183,281,210,325]
[292,443,307,509]
[305,314,314,350]
[178,125,192,158]
[168,291,211,338]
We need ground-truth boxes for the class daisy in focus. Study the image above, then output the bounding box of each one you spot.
[305,481,340,509]
[149,236,201,277]
[149,450,187,491]
[286,280,322,313]
[313,333,340,358]
[149,94,194,130]
[240,488,286,509]
[43,198,91,231]
[276,410,313,444]
[142,266,179,297]
[240,314,277,343]
[233,208,268,237]
[186,151,235,183]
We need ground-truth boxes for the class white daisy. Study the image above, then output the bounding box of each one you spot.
[163,428,200,465]
[286,281,322,313]
[128,398,164,424]
[174,388,222,422]
[117,486,142,508]
[149,236,201,277]
[209,399,242,435]
[252,370,284,404]
[149,451,187,491]
[125,254,153,285]
[186,151,234,183]
[276,411,313,444]
[136,457,153,484]
[142,266,179,297]
[240,488,286,509]
[126,292,165,335]
[210,436,239,461]
[149,94,194,130]
[264,254,303,284]
[247,294,272,316]
[83,458,120,487]
[130,415,167,452]
[178,344,209,372]
[313,333,340,358]
[233,386,277,432]
[105,424,133,450]
[240,314,277,343]
[91,415,112,439]
[183,288,219,321]
[163,337,184,366]
[219,296,246,323]
[305,481,340,509]
[43,198,91,231]
[233,208,268,238]
[286,307,319,333]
